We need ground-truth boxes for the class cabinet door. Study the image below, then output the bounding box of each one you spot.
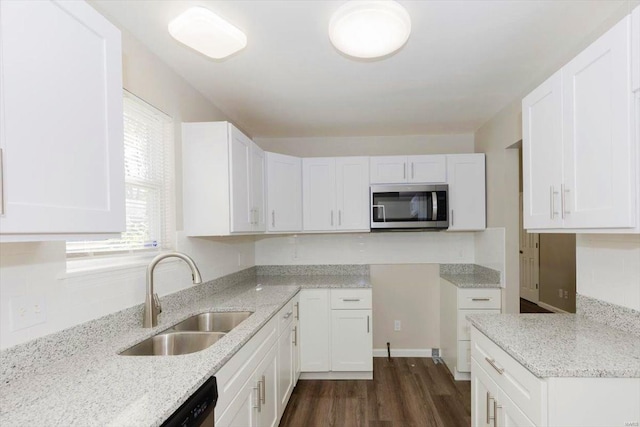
[408,155,446,183]
[632,6,639,92]
[302,158,336,231]
[216,376,258,427]
[497,389,536,427]
[266,153,302,232]
[330,309,373,372]
[0,0,124,238]
[251,144,266,232]
[562,16,635,229]
[229,125,253,232]
[522,71,563,230]
[369,156,407,184]
[471,359,499,427]
[447,154,486,230]
[277,325,294,418]
[336,157,370,231]
[299,289,330,372]
[256,344,278,427]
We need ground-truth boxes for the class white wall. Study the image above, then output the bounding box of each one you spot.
[255,232,475,265]
[474,228,506,286]
[576,235,640,311]
[255,134,474,157]
[0,27,255,350]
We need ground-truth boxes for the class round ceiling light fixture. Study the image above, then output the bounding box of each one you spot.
[329,0,411,59]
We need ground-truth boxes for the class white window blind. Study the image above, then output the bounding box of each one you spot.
[67,91,175,256]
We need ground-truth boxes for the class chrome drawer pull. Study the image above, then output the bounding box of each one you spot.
[342,298,361,302]
[471,298,491,301]
[485,357,504,375]
[486,392,491,424]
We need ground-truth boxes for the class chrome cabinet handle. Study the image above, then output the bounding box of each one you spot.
[471,298,490,301]
[494,400,501,427]
[342,298,361,302]
[253,384,261,411]
[260,375,266,404]
[403,163,406,179]
[550,186,559,219]
[562,185,570,217]
[331,210,334,226]
[486,392,491,424]
[293,325,297,346]
[271,210,275,227]
[294,302,299,320]
[0,148,4,215]
[367,315,370,333]
[338,210,342,226]
[485,357,504,375]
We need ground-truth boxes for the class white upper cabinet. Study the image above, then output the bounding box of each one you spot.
[0,0,124,241]
[303,157,369,232]
[523,13,638,232]
[370,155,446,184]
[632,6,639,92]
[522,71,564,230]
[446,154,486,231]
[266,153,302,232]
[183,122,266,236]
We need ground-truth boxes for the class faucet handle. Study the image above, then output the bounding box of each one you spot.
[153,293,162,314]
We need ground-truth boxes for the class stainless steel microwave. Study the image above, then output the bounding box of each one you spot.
[370,184,449,230]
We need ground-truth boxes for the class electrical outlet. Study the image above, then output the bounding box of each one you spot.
[564,290,569,299]
[11,296,46,331]
[394,320,401,331]
[558,289,563,298]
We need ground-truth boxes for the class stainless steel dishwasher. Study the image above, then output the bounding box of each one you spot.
[161,377,218,427]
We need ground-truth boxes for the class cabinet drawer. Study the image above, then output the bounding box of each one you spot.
[457,340,471,372]
[276,298,295,336]
[458,309,500,340]
[471,327,545,425]
[458,289,501,309]
[331,289,372,309]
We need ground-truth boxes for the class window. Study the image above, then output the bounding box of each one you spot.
[67,91,175,257]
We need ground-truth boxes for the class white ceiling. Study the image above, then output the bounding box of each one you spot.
[92,0,626,138]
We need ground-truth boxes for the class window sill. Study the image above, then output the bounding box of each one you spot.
[60,253,179,280]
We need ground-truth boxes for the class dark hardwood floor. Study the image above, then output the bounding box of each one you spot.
[519,298,552,313]
[279,357,470,427]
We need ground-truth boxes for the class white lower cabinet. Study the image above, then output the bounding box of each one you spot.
[471,326,640,427]
[276,294,299,422]
[299,289,373,378]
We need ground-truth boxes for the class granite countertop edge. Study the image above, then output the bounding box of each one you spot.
[466,314,640,379]
[0,274,371,427]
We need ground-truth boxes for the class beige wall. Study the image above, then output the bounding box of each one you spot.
[255,134,474,157]
[539,234,576,312]
[371,264,440,352]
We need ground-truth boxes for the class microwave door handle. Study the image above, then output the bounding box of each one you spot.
[372,205,386,222]
[431,192,438,221]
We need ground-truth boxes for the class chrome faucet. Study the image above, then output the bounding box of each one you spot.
[144,251,203,328]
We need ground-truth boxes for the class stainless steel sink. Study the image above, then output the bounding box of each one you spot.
[119,331,226,356]
[168,311,253,333]
[119,311,252,356]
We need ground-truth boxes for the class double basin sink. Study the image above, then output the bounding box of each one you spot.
[120,311,252,356]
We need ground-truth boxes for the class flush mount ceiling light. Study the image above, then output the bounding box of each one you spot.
[168,7,247,59]
[329,0,411,59]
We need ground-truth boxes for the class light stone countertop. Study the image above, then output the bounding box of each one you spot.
[466,313,640,378]
[440,264,502,288]
[0,273,370,427]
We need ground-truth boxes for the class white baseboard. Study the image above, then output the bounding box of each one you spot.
[537,301,570,313]
[299,371,373,380]
[372,348,433,358]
